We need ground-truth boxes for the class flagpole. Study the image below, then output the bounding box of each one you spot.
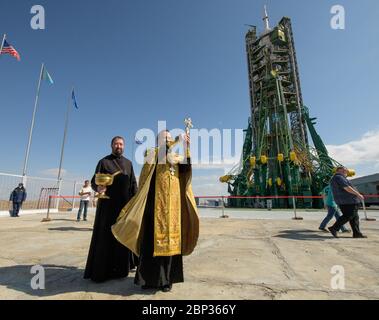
[22,63,44,184]
[0,34,6,56]
[57,87,73,182]
[132,137,135,166]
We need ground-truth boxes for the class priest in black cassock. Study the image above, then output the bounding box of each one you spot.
[112,130,199,292]
[84,136,138,282]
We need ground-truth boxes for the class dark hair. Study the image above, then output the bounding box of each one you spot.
[85,180,89,183]
[111,136,124,145]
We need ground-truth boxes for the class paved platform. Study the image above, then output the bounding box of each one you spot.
[0,209,378,300]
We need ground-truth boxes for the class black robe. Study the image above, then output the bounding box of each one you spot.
[84,154,138,282]
[135,162,190,288]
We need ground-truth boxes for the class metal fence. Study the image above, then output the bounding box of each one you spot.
[0,172,86,212]
[195,196,377,221]
[2,171,378,222]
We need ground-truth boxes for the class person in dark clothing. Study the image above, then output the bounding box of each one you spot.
[84,136,139,282]
[9,183,27,217]
[328,166,366,239]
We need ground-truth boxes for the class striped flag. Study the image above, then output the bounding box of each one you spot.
[0,39,20,61]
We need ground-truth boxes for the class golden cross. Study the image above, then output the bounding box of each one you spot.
[184,117,193,134]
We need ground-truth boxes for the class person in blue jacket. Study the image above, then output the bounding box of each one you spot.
[9,183,27,217]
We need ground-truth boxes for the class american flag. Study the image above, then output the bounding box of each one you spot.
[0,39,20,61]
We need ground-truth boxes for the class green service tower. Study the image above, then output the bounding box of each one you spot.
[221,7,351,208]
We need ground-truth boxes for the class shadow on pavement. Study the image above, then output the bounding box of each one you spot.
[274,229,331,241]
[47,219,79,222]
[0,264,152,298]
[48,227,93,232]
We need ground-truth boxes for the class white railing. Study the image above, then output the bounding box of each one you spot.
[0,172,87,214]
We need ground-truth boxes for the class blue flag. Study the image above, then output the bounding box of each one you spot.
[71,89,79,109]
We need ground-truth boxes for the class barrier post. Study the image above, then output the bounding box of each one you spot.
[292,196,303,220]
[41,196,52,222]
[362,199,376,221]
[267,199,272,211]
[220,196,229,218]
[56,179,62,211]
[71,181,77,211]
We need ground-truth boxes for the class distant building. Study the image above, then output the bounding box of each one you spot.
[350,173,379,206]
[196,199,222,208]
[206,200,221,207]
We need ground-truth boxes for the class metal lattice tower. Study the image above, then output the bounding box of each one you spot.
[221,9,348,208]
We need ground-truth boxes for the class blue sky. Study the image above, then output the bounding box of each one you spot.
[1,0,378,195]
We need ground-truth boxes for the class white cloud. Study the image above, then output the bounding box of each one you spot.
[192,156,241,175]
[191,175,228,196]
[39,168,87,182]
[190,156,241,196]
[40,168,67,177]
[326,129,379,176]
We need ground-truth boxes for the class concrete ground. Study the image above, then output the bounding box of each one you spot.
[0,208,378,300]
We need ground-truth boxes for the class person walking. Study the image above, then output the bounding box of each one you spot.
[328,167,366,239]
[319,184,350,233]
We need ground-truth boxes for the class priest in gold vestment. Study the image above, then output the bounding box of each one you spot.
[111,130,199,292]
